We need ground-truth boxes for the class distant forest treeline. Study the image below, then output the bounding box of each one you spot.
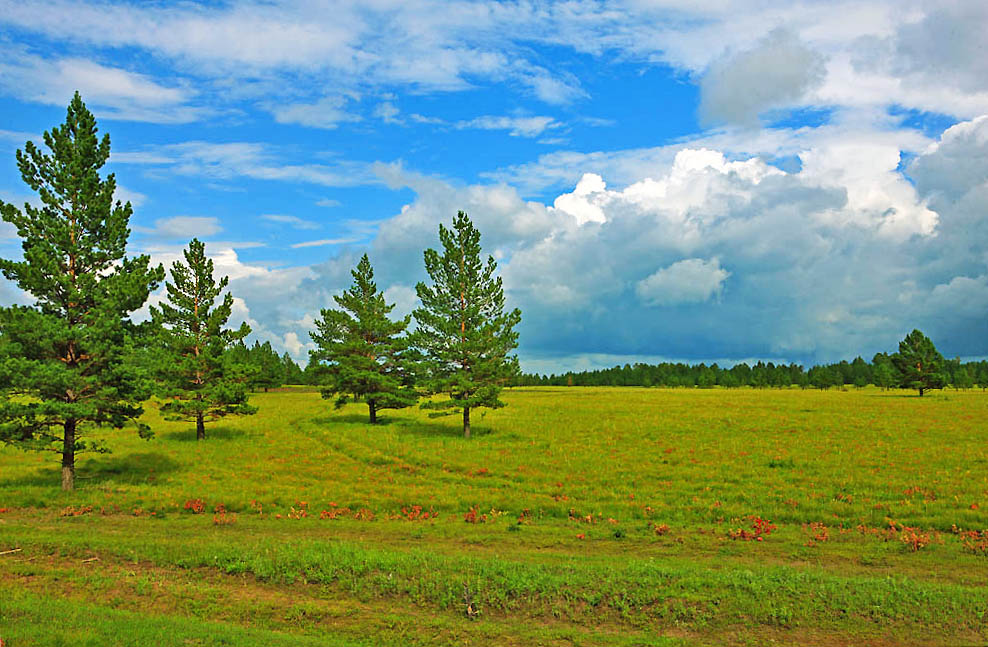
[510,355,988,389]
[277,351,988,390]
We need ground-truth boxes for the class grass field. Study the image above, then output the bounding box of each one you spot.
[1,386,987,646]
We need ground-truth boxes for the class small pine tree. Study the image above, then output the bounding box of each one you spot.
[281,352,305,385]
[978,369,988,392]
[310,254,417,423]
[892,329,946,396]
[873,362,895,390]
[413,212,522,437]
[150,238,256,440]
[953,366,974,389]
[0,93,164,489]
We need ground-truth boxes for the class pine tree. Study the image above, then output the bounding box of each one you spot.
[150,238,256,440]
[892,329,946,396]
[281,352,305,385]
[248,341,284,392]
[873,362,895,390]
[413,211,521,437]
[0,93,164,490]
[310,254,417,423]
[953,366,974,389]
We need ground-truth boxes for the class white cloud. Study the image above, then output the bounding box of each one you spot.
[382,284,418,320]
[909,115,988,200]
[140,216,223,239]
[281,331,312,357]
[291,238,360,249]
[550,173,607,225]
[0,52,206,123]
[260,214,321,230]
[699,29,826,126]
[456,115,563,138]
[114,184,146,208]
[0,128,40,145]
[112,141,378,187]
[340,118,986,365]
[2,1,986,121]
[271,96,360,129]
[316,198,341,208]
[636,258,730,306]
[373,101,401,123]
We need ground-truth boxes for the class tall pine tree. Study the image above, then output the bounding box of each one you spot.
[413,212,521,437]
[0,93,164,490]
[310,254,417,423]
[892,329,946,396]
[150,238,256,440]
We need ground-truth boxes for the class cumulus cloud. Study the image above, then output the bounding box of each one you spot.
[636,258,730,307]
[892,3,988,96]
[9,114,988,369]
[317,121,981,366]
[550,173,607,225]
[699,29,826,126]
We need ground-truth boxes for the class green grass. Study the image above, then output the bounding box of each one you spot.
[1,386,987,645]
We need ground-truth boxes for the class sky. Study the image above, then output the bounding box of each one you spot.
[0,0,987,373]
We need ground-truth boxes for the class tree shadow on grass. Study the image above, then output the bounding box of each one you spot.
[396,419,495,439]
[0,451,182,489]
[310,413,494,438]
[160,426,247,443]
[865,392,947,398]
[314,413,391,426]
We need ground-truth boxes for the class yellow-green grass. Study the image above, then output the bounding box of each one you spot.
[1,386,987,646]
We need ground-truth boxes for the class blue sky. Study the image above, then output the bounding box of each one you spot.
[1,1,987,372]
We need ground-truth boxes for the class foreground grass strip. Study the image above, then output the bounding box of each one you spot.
[0,561,689,647]
[2,531,985,638]
[0,588,368,647]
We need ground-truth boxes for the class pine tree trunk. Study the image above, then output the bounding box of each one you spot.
[196,413,206,441]
[368,400,377,425]
[463,405,471,439]
[61,418,76,491]
[919,387,925,397]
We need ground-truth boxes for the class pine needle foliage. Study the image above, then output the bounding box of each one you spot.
[413,211,521,437]
[893,329,947,396]
[150,238,256,440]
[310,254,417,423]
[0,92,164,490]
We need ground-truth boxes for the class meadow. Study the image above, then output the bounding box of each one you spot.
[1,386,987,646]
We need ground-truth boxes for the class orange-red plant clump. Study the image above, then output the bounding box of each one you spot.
[729,516,776,541]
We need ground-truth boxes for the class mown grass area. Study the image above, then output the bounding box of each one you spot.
[1,386,987,645]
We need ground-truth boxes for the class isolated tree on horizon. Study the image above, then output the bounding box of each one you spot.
[310,254,418,423]
[413,211,521,438]
[0,93,164,490]
[151,238,256,440]
[892,329,946,397]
